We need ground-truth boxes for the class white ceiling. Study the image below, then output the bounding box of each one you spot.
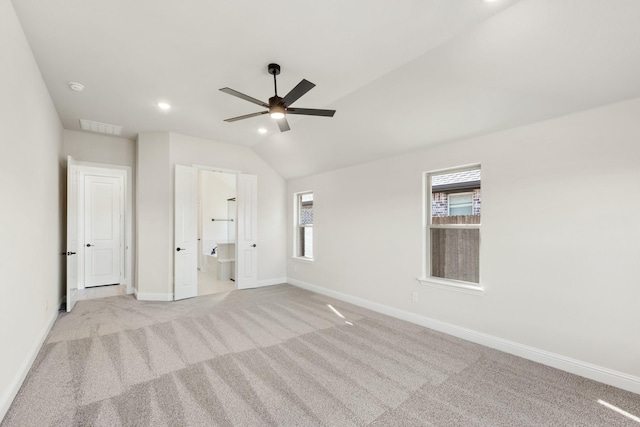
[12,0,640,179]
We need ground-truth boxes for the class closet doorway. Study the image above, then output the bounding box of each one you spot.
[65,157,133,312]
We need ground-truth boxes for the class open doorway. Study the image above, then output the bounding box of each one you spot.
[197,170,237,296]
[175,166,256,300]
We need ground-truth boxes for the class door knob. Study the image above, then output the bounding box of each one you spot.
[252,244,257,248]
[176,247,185,251]
[86,244,94,247]
[67,251,76,255]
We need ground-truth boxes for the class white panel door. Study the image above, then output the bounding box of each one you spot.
[84,175,122,287]
[66,156,79,312]
[174,165,198,300]
[236,174,258,290]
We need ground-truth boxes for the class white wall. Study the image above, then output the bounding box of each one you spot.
[200,171,236,244]
[287,97,640,383]
[136,133,172,298]
[0,0,63,419]
[170,134,287,287]
[135,132,287,298]
[63,130,135,168]
[63,129,136,291]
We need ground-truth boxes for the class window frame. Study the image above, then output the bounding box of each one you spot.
[420,165,484,294]
[293,190,314,261]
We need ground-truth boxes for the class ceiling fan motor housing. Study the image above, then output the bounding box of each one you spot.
[269,96,284,109]
[268,63,281,76]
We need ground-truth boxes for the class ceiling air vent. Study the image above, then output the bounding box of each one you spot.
[79,119,123,136]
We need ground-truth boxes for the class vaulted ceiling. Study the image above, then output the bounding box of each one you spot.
[12,0,640,179]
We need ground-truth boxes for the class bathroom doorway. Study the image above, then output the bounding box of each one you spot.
[174,165,257,300]
[197,170,237,296]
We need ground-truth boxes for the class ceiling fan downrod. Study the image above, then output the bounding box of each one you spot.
[268,63,281,96]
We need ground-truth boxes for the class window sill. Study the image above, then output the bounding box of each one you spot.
[417,277,484,295]
[292,256,314,263]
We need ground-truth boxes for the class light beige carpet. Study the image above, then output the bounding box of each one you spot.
[2,284,638,426]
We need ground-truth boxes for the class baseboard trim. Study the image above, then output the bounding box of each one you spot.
[134,290,173,301]
[256,277,287,288]
[0,307,58,421]
[287,278,640,395]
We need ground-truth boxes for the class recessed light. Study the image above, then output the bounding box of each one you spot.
[157,102,171,111]
[68,82,84,92]
[258,128,267,134]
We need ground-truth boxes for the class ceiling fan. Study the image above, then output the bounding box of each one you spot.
[219,63,336,132]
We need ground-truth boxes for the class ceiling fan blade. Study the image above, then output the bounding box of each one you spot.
[223,111,268,122]
[286,108,336,117]
[219,87,269,108]
[282,79,316,107]
[277,117,291,132]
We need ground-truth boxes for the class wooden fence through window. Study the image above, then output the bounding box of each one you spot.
[431,214,480,225]
[430,215,480,283]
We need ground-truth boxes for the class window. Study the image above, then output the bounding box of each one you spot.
[425,166,481,287]
[295,192,313,259]
[448,193,473,216]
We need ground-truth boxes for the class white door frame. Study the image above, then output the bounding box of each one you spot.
[74,161,134,294]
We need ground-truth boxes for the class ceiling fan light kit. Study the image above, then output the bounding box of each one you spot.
[220,63,336,132]
[269,104,285,120]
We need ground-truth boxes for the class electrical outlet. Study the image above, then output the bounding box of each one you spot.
[412,292,419,303]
